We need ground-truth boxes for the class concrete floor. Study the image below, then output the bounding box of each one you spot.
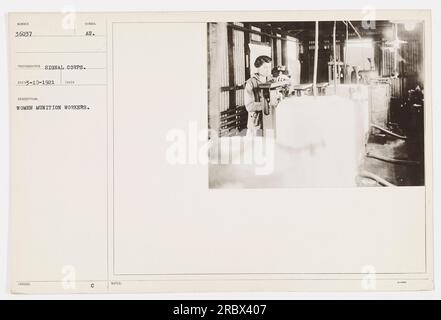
[358,134,425,186]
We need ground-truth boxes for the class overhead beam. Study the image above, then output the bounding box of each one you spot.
[228,23,298,43]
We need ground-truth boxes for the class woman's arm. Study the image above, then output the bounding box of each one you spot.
[244,81,263,112]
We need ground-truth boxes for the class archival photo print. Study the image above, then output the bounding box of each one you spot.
[207,20,425,188]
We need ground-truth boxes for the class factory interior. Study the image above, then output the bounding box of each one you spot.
[208,20,425,188]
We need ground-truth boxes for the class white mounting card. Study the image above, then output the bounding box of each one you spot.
[8,10,433,293]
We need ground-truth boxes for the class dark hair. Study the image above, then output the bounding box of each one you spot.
[254,55,272,68]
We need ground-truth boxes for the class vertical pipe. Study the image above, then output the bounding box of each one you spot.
[333,21,337,94]
[393,24,398,74]
[272,33,278,67]
[345,21,348,82]
[345,22,348,65]
[243,23,251,80]
[281,35,288,67]
[227,24,236,109]
[313,21,319,96]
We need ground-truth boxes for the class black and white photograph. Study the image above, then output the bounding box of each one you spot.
[208,20,425,188]
[1,2,437,300]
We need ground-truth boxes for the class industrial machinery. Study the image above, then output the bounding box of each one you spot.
[258,80,291,115]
